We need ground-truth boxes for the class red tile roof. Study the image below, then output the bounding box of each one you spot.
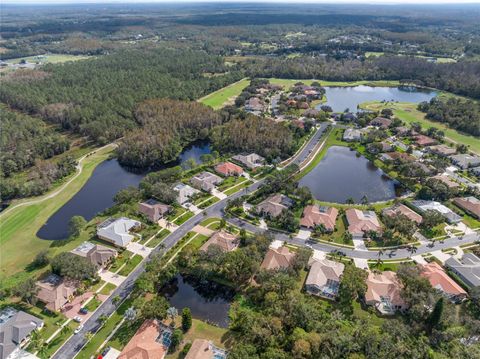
[260,247,295,271]
[214,162,244,176]
[300,205,338,231]
[118,320,166,359]
[421,262,467,297]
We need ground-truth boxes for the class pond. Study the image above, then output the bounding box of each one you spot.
[160,274,235,328]
[316,85,437,113]
[37,141,211,240]
[298,146,398,204]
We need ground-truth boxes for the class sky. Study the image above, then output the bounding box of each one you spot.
[4,0,480,4]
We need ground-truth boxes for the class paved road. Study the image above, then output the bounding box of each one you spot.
[54,124,329,358]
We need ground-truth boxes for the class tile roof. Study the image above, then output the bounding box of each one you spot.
[260,247,296,271]
[382,203,422,224]
[200,230,239,252]
[139,200,171,222]
[421,262,467,297]
[345,209,382,236]
[365,271,406,314]
[214,162,244,176]
[453,196,480,219]
[35,274,76,312]
[305,259,344,297]
[118,320,166,359]
[300,205,338,230]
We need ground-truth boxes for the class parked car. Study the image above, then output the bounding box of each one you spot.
[73,316,83,323]
[101,346,111,356]
[79,308,88,314]
[74,325,84,334]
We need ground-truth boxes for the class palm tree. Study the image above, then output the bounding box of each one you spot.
[37,343,48,359]
[167,307,178,327]
[407,244,417,258]
[60,324,70,336]
[84,331,94,342]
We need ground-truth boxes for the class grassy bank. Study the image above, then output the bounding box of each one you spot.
[269,78,401,90]
[198,78,250,109]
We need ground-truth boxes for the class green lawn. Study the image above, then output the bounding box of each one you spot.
[197,196,220,209]
[84,298,102,312]
[217,176,244,191]
[186,233,210,250]
[38,320,78,359]
[117,254,143,276]
[173,210,195,225]
[99,283,117,296]
[200,217,222,227]
[223,180,252,196]
[6,54,91,65]
[167,206,187,221]
[268,78,401,91]
[145,228,171,248]
[109,251,134,273]
[0,145,115,290]
[313,214,353,246]
[107,319,143,351]
[198,78,250,109]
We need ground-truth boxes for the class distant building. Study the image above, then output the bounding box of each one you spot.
[256,194,294,218]
[453,196,480,219]
[365,271,407,315]
[414,134,437,147]
[300,205,338,231]
[97,217,141,247]
[428,144,456,157]
[450,154,480,169]
[420,262,467,303]
[232,153,265,169]
[411,200,462,224]
[445,253,480,288]
[184,339,227,359]
[138,199,172,222]
[35,274,76,312]
[190,171,223,192]
[305,259,345,299]
[431,174,460,189]
[70,241,117,269]
[0,308,44,359]
[260,247,296,271]
[380,152,415,163]
[173,183,199,204]
[382,203,422,224]
[118,319,169,359]
[245,97,265,114]
[343,128,364,142]
[200,230,239,252]
[345,209,382,238]
[370,117,392,129]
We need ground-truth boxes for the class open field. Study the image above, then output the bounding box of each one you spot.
[0,145,115,289]
[5,54,91,64]
[360,101,480,154]
[268,78,401,90]
[364,52,456,63]
[198,78,250,109]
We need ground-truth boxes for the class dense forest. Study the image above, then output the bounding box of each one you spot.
[0,48,243,143]
[418,98,480,137]
[116,99,222,169]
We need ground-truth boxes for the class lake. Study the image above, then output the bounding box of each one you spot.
[37,141,211,240]
[316,85,437,113]
[160,274,235,328]
[298,146,397,203]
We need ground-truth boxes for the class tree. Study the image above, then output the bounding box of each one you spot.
[114,186,141,205]
[170,328,183,351]
[427,297,444,333]
[32,250,50,268]
[140,297,169,320]
[68,215,86,238]
[112,295,121,305]
[421,210,444,229]
[338,265,367,315]
[181,308,192,332]
[51,252,97,281]
[14,278,38,305]
[124,307,137,322]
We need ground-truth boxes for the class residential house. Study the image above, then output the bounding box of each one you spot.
[453,196,480,219]
[35,274,76,312]
[393,126,410,136]
[256,194,294,218]
[343,128,364,142]
[70,241,117,269]
[138,199,172,222]
[345,209,382,238]
[370,117,392,129]
[303,109,320,118]
[191,171,222,192]
[305,259,345,299]
[367,142,393,154]
[420,262,468,303]
[260,247,296,271]
[365,271,407,315]
[0,308,44,359]
[97,217,141,247]
[200,230,239,252]
[382,203,422,224]
[215,162,244,177]
[245,97,265,114]
[445,253,480,288]
[411,200,462,224]
[450,154,480,169]
[118,320,168,359]
[173,183,199,204]
[414,135,437,147]
[184,339,227,359]
[428,144,456,157]
[300,205,338,231]
[431,174,460,189]
[380,152,415,163]
[232,153,265,170]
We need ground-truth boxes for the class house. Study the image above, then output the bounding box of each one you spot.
[138,199,172,222]
[232,153,265,170]
[428,144,456,157]
[303,109,320,118]
[380,152,415,163]
[191,171,222,192]
[414,135,437,147]
[70,241,117,269]
[256,194,294,218]
[365,271,407,315]
[453,196,480,219]
[0,308,44,359]
[367,142,393,154]
[300,205,338,231]
[305,259,345,299]
[370,117,392,129]
[393,126,410,136]
[200,230,239,252]
[345,209,382,237]
[411,200,462,224]
[214,162,244,177]
[260,247,296,271]
[173,183,199,204]
[35,274,76,312]
[343,128,364,142]
[431,174,460,189]
[445,253,480,288]
[118,320,168,359]
[97,217,141,247]
[420,262,468,303]
[382,203,422,224]
[245,97,265,114]
[184,339,227,359]
[449,154,480,169]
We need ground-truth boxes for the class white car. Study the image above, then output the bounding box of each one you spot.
[74,325,84,334]
[73,316,82,323]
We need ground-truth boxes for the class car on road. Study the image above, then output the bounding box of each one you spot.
[101,346,111,356]
[74,325,84,334]
[73,316,82,323]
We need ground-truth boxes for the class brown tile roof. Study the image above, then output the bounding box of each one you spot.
[371,117,392,128]
[382,203,422,224]
[200,230,239,252]
[365,271,407,314]
[453,196,480,219]
[139,199,171,222]
[414,135,437,147]
[421,262,467,297]
[382,152,415,162]
[185,339,224,359]
[431,174,460,189]
[300,205,338,230]
[214,162,244,176]
[345,209,382,236]
[256,194,293,218]
[118,320,166,359]
[305,259,344,295]
[36,274,76,312]
[428,144,456,157]
[260,247,296,271]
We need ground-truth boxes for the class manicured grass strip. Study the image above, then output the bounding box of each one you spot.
[200,217,222,227]
[99,283,117,296]
[198,196,220,209]
[145,229,171,248]
[117,254,143,276]
[223,180,253,196]
[198,78,250,109]
[109,250,134,273]
[187,234,210,250]
[84,298,102,312]
[38,320,77,359]
[173,210,194,225]
[107,319,143,351]
[166,206,186,221]
[217,176,244,191]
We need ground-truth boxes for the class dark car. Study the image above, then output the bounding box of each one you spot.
[101,346,111,356]
[79,308,88,314]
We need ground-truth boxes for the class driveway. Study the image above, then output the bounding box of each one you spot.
[62,292,108,321]
[352,239,368,251]
[192,225,214,236]
[411,255,427,265]
[211,188,227,200]
[99,270,127,286]
[353,258,369,269]
[297,229,311,240]
[269,240,284,249]
[126,242,152,258]
[431,250,452,264]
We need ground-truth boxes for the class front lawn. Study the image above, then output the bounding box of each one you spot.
[99,282,117,296]
[84,297,102,312]
[145,228,171,248]
[118,254,143,276]
[197,196,220,209]
[109,250,133,273]
[224,179,252,195]
[173,210,195,225]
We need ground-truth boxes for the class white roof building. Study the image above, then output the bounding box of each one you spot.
[411,200,462,224]
[173,183,199,204]
[97,217,141,247]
